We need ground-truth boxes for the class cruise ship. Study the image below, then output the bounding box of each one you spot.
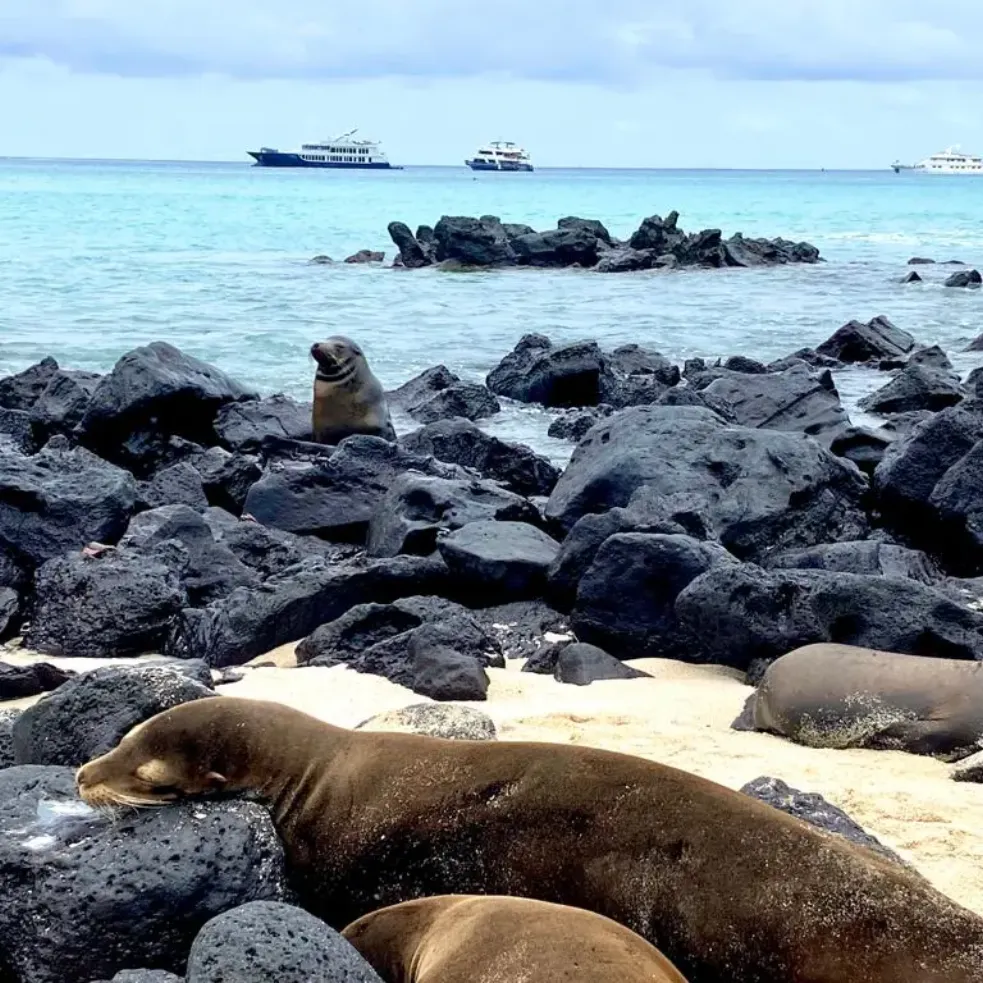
[248,130,397,169]
[465,141,534,172]
[891,147,983,174]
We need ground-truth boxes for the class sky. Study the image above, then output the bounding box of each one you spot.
[2,1,983,168]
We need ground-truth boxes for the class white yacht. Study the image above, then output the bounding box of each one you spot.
[248,129,399,169]
[465,141,534,172]
[892,147,983,174]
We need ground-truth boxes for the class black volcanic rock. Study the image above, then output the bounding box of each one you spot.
[815,316,915,364]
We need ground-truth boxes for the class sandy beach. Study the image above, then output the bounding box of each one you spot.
[7,645,981,916]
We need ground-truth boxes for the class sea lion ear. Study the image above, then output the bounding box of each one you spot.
[205,771,227,789]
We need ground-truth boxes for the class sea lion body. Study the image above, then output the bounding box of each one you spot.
[76,697,983,983]
[341,895,689,983]
[311,337,396,444]
[752,643,983,759]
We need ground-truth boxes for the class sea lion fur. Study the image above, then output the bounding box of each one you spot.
[76,697,983,983]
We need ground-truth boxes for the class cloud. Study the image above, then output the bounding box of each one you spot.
[2,1,982,84]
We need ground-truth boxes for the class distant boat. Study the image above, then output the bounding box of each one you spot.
[891,146,983,174]
[248,129,399,169]
[465,141,534,172]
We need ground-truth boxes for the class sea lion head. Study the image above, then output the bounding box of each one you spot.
[75,702,229,810]
[310,336,365,384]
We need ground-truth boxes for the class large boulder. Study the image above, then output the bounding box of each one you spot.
[859,363,964,415]
[387,221,434,269]
[558,216,613,245]
[702,364,849,441]
[0,439,137,569]
[675,565,983,670]
[165,553,453,667]
[366,472,540,558]
[814,316,916,363]
[76,342,258,473]
[545,406,869,558]
[928,441,983,576]
[26,548,188,659]
[0,661,73,701]
[213,395,312,451]
[437,521,560,603]
[386,365,459,411]
[120,505,260,605]
[410,632,491,701]
[29,369,102,441]
[244,436,463,541]
[186,901,383,983]
[486,335,605,407]
[433,215,515,266]
[510,228,602,268]
[11,663,214,766]
[945,269,982,288]
[405,383,501,424]
[137,460,210,512]
[296,595,503,687]
[572,533,737,658]
[184,445,263,515]
[0,767,288,983]
[763,541,941,584]
[553,642,651,686]
[355,703,497,740]
[0,357,61,410]
[400,418,560,497]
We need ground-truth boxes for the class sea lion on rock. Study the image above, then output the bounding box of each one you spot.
[76,697,983,983]
[341,894,688,983]
[744,643,983,760]
[310,337,396,444]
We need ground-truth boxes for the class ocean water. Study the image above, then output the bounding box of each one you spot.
[1,157,982,461]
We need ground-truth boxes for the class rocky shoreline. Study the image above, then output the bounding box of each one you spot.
[2,319,983,979]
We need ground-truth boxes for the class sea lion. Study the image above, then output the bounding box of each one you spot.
[744,643,983,760]
[76,697,983,983]
[341,894,689,983]
[310,337,396,444]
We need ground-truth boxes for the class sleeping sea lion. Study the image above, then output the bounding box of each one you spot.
[76,697,983,983]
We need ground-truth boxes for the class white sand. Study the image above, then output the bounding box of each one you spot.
[4,646,983,914]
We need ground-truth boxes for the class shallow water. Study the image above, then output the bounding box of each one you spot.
[1,158,982,461]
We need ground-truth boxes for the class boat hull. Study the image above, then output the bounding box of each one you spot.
[248,151,394,169]
[466,159,534,172]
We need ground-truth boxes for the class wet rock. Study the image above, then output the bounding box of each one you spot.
[165,553,453,667]
[547,406,614,441]
[309,255,334,264]
[401,418,560,497]
[30,370,102,441]
[366,472,540,558]
[723,356,768,374]
[628,212,686,253]
[486,335,605,408]
[656,386,736,421]
[405,383,501,424]
[928,441,983,576]
[411,634,490,701]
[763,541,941,584]
[296,595,503,687]
[908,345,954,372]
[0,357,60,411]
[244,435,463,541]
[473,600,572,661]
[828,426,894,475]
[137,461,209,511]
[741,776,911,868]
[702,364,849,440]
[77,342,258,474]
[859,363,964,415]
[901,271,922,284]
[437,521,560,603]
[433,215,514,266]
[815,316,915,364]
[944,269,982,288]
[510,228,602,268]
[355,703,497,740]
[675,565,983,670]
[185,445,262,515]
[964,333,983,353]
[214,395,312,452]
[594,248,658,273]
[606,345,680,387]
[554,642,650,686]
[0,440,137,569]
[557,216,613,245]
[344,249,385,264]
[26,548,188,659]
[0,661,73,701]
[387,365,459,410]
[11,663,214,766]
[0,767,287,983]
[572,534,737,659]
[0,407,37,455]
[545,406,869,557]
[908,257,935,265]
[186,901,382,983]
[387,222,433,269]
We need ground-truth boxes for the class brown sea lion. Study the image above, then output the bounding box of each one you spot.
[310,337,396,444]
[341,894,689,983]
[746,643,983,760]
[75,697,983,983]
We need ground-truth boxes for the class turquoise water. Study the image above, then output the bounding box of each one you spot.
[1,158,982,457]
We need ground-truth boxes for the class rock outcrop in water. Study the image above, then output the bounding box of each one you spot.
[386,211,821,272]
